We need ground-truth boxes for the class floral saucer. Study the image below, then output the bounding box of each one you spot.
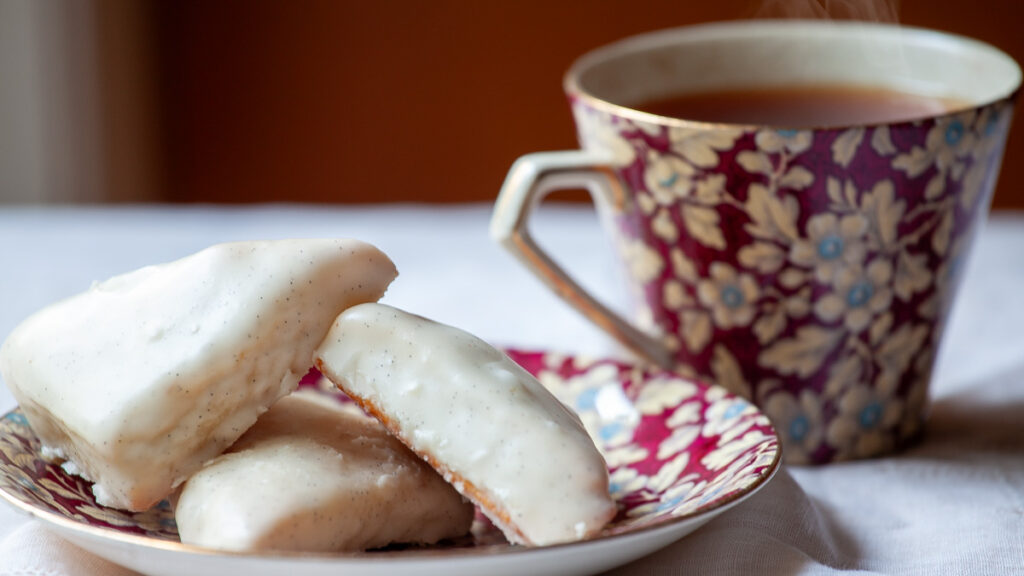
[0,349,780,576]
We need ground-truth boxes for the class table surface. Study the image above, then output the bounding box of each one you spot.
[1,204,1022,574]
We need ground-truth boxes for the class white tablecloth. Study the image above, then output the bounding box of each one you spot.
[1,204,1022,574]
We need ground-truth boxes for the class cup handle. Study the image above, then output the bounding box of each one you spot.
[490,150,674,370]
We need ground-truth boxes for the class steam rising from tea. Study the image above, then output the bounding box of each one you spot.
[753,0,900,21]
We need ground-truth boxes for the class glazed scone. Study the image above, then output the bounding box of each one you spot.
[0,239,397,511]
[175,392,474,552]
[314,303,617,546]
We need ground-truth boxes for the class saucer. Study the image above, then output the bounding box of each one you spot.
[0,349,780,576]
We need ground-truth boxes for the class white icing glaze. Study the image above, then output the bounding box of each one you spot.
[315,303,616,546]
[0,239,397,511]
[175,392,473,552]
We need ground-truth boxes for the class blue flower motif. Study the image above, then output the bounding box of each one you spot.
[858,401,884,429]
[763,390,823,464]
[817,235,844,260]
[13,471,41,495]
[575,388,599,412]
[659,171,680,188]
[846,281,874,308]
[722,401,747,420]
[828,381,904,460]
[599,422,623,442]
[984,113,1000,136]
[643,153,695,202]
[3,412,29,428]
[788,414,811,442]
[720,285,745,309]
[755,128,813,155]
[656,494,686,513]
[944,120,965,146]
[813,259,893,333]
[697,483,728,507]
[791,213,869,284]
[697,262,760,329]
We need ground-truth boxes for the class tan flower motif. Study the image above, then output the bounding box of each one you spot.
[814,259,893,333]
[858,179,904,249]
[892,111,978,197]
[651,208,679,243]
[667,401,702,427]
[624,470,705,518]
[635,378,699,415]
[663,476,709,517]
[572,102,637,167]
[696,262,760,329]
[925,111,977,176]
[643,152,696,205]
[618,237,664,284]
[971,106,1011,160]
[709,344,752,400]
[0,457,43,506]
[823,352,864,399]
[789,213,869,283]
[702,393,758,438]
[647,452,692,493]
[696,437,778,512]
[608,466,648,497]
[956,107,1010,212]
[826,381,903,460]
[657,424,702,459]
[604,444,650,468]
[701,427,776,471]
[629,116,665,137]
[755,129,813,155]
[751,286,811,345]
[661,279,689,311]
[893,250,933,302]
[667,126,743,168]
[959,160,991,212]
[875,323,929,386]
[678,309,712,353]
[762,389,823,464]
[77,504,168,530]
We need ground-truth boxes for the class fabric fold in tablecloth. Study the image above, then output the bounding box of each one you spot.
[0,521,138,576]
[602,468,871,575]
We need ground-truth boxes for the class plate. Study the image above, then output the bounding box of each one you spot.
[0,349,780,576]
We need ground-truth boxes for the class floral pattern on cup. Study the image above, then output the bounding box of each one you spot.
[0,352,779,549]
[572,98,1015,464]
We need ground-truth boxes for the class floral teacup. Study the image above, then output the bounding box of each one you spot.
[491,20,1020,463]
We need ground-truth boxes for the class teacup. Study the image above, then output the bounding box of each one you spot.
[491,20,1020,463]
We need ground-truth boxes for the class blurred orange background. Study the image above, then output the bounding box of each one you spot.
[3,1,1023,206]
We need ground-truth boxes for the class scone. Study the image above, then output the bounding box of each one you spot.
[314,303,617,546]
[0,239,397,511]
[175,392,474,552]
